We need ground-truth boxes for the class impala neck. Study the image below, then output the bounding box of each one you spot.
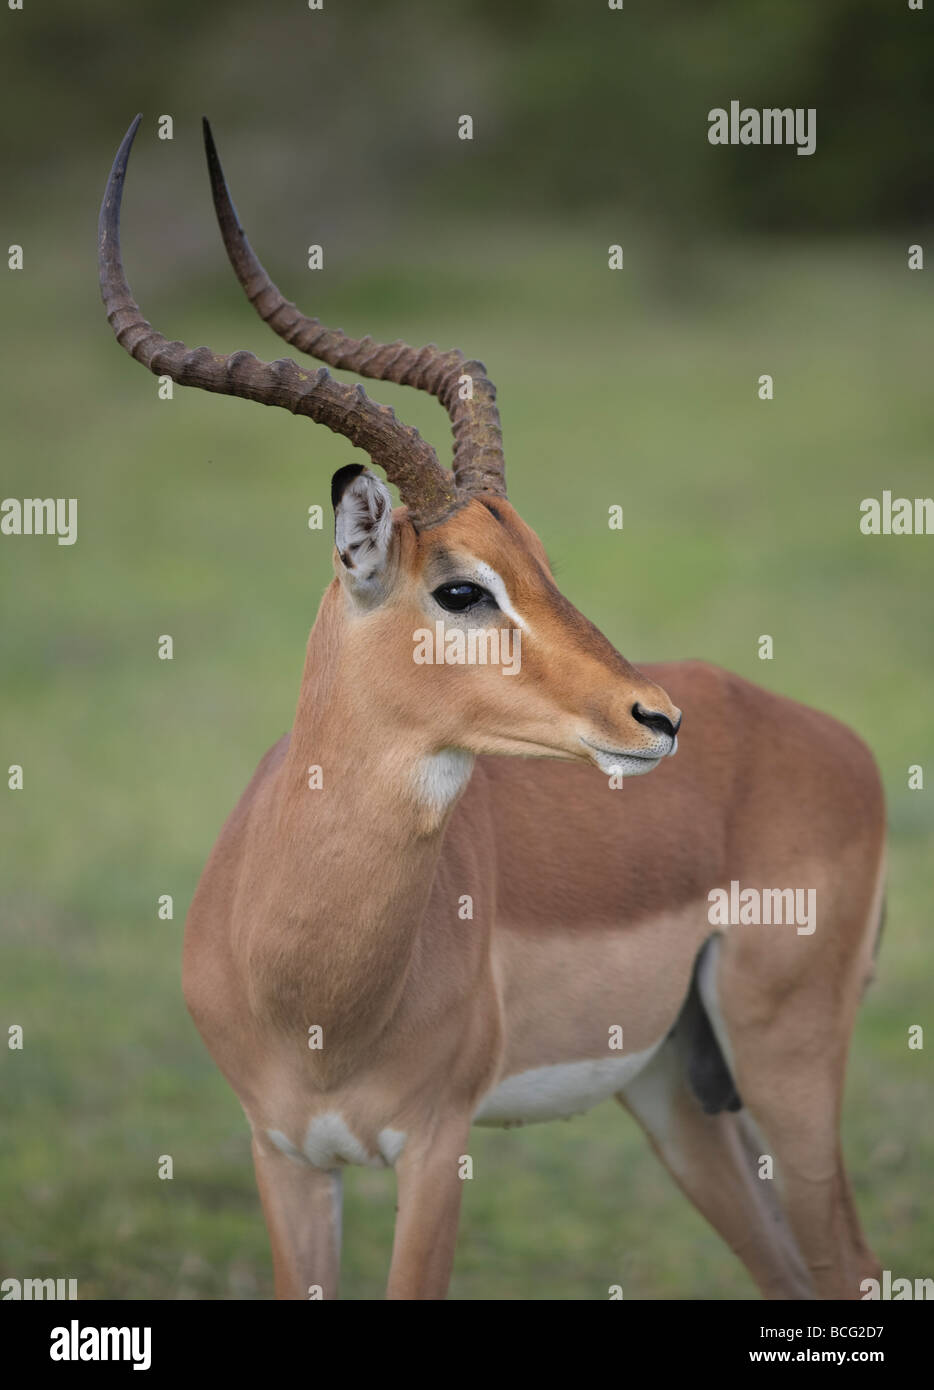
[271,580,473,1044]
[285,579,473,832]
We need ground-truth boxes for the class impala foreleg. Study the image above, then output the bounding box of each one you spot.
[385,1119,472,1300]
[252,1136,342,1300]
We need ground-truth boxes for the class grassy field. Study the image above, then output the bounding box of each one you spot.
[1,227,931,1298]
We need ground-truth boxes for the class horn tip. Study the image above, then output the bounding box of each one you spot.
[202,117,221,175]
[124,113,142,144]
[118,113,143,156]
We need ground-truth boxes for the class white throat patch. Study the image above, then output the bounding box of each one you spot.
[412,749,475,813]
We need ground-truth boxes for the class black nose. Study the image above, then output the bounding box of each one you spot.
[632,702,681,738]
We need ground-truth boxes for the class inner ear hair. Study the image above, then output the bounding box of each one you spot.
[333,466,394,582]
[331,463,368,509]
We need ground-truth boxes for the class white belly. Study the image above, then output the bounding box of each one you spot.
[473,1041,665,1127]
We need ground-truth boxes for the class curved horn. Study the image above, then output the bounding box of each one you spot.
[202,118,506,500]
[98,116,462,529]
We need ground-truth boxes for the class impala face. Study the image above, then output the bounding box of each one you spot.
[332,465,682,776]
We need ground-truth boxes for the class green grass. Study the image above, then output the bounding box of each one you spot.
[1,229,932,1298]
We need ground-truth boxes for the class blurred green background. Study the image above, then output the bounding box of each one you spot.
[1,1,931,1299]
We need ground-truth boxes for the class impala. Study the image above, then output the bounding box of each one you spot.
[99,116,886,1300]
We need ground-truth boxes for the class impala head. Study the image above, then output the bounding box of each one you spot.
[99,115,681,781]
[329,466,679,776]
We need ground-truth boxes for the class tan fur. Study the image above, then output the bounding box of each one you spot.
[183,498,884,1300]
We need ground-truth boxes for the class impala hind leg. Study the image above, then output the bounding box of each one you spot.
[251,1137,342,1300]
[708,1011,881,1299]
[707,930,882,1300]
[619,1029,814,1299]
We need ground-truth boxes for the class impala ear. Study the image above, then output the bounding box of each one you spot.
[331,465,394,593]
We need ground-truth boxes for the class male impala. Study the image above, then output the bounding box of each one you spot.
[99,116,886,1300]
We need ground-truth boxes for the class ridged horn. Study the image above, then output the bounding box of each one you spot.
[98,116,462,528]
[202,118,506,499]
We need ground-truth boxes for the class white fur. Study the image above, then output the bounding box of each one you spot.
[474,1042,666,1126]
[617,1040,679,1148]
[412,749,474,812]
[470,559,528,631]
[696,934,737,1073]
[586,747,664,777]
[267,1128,304,1162]
[335,471,392,580]
[266,1116,408,1171]
[303,1113,372,1167]
[377,1128,408,1166]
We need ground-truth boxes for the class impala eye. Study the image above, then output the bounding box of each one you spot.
[432,582,493,613]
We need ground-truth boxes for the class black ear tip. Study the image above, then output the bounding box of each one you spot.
[331,463,367,508]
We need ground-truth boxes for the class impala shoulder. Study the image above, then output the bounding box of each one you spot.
[729,667,879,761]
[652,658,882,784]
